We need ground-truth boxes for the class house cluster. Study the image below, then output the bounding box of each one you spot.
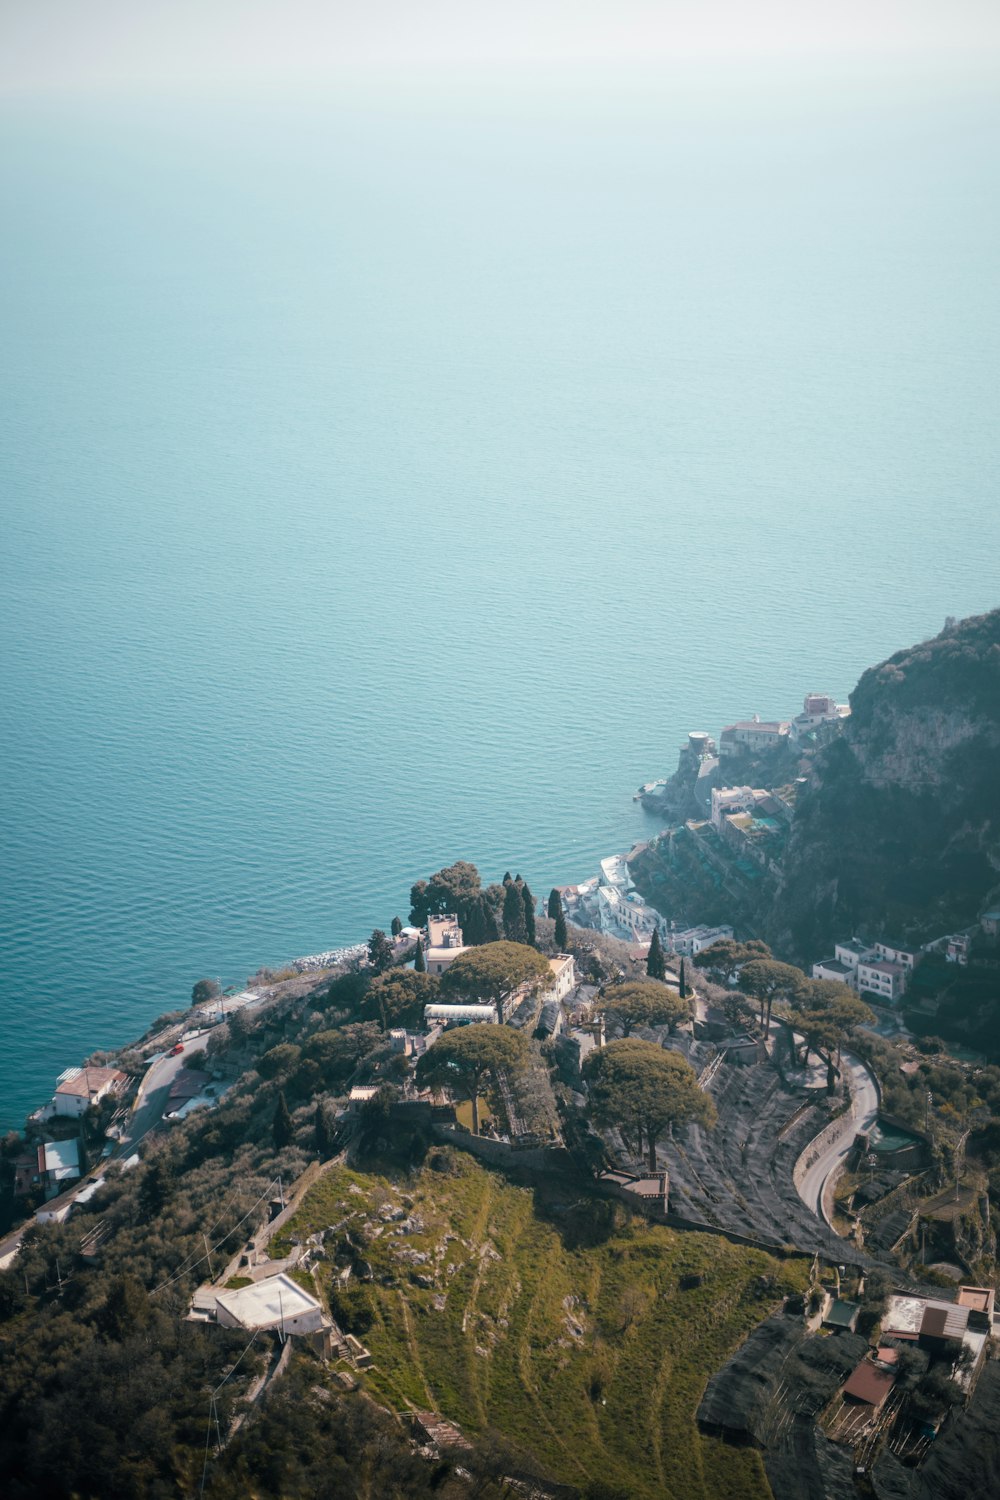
[812,938,920,1004]
[559,853,733,956]
[33,1064,128,1122]
[719,695,849,759]
[811,908,1000,1004]
[828,1284,994,1441]
[417,913,577,1028]
[709,784,793,871]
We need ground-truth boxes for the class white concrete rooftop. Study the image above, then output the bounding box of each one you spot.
[214,1273,323,1331]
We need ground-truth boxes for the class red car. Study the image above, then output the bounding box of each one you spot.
[169,1042,184,1056]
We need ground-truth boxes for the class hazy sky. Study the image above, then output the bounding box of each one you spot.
[3,0,1000,97]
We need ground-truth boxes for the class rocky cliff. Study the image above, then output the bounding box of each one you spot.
[769,608,1000,960]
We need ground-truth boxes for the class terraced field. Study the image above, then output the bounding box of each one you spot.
[275,1150,809,1499]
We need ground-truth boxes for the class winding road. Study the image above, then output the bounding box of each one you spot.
[795,1048,880,1227]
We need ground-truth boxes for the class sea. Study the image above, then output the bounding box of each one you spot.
[3,63,999,1127]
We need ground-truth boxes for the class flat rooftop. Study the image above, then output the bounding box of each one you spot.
[214,1273,321,1330]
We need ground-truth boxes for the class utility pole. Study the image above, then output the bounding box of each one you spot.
[203,1232,215,1281]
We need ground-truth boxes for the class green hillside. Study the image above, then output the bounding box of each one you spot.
[276,1151,809,1499]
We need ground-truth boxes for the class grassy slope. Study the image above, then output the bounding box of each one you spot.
[275,1152,808,1499]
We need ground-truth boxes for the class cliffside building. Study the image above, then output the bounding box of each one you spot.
[424,914,468,975]
[719,716,790,758]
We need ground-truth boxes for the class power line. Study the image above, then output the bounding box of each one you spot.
[150,1177,281,1298]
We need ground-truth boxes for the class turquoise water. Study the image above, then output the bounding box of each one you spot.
[3,72,999,1126]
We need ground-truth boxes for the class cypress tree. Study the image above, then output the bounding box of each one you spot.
[414,936,426,973]
[679,958,688,999]
[391,916,403,937]
[547,888,562,920]
[478,895,500,943]
[315,1101,332,1158]
[273,1090,294,1149]
[646,927,667,981]
[503,879,526,943]
[554,908,568,951]
[521,882,537,946]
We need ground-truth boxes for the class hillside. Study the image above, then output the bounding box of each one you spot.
[274,1149,808,1500]
[769,609,1000,959]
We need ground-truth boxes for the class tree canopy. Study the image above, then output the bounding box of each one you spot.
[738,958,808,1036]
[442,942,552,1015]
[367,928,395,975]
[415,1023,528,1134]
[503,879,527,943]
[583,1039,716,1170]
[786,979,873,1092]
[646,929,666,981]
[409,860,485,929]
[693,938,772,980]
[596,981,691,1037]
[368,968,440,1031]
[191,978,221,1005]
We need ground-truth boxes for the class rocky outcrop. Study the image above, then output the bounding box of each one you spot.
[765,609,1000,961]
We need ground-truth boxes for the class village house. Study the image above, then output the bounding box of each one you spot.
[856,958,908,1003]
[788,693,850,745]
[813,937,910,1000]
[46,1065,127,1120]
[664,923,734,957]
[424,914,468,975]
[718,716,790,758]
[36,1138,81,1198]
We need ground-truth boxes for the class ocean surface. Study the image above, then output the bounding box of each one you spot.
[3,68,999,1127]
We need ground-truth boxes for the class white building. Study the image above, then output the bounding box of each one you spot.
[719,717,790,758]
[856,958,908,1003]
[205,1274,329,1337]
[710,786,766,829]
[811,957,855,985]
[423,1003,498,1026]
[50,1066,127,1119]
[834,939,874,971]
[544,953,576,1002]
[598,854,633,891]
[788,693,850,744]
[665,923,734,957]
[424,914,468,975]
[873,939,919,971]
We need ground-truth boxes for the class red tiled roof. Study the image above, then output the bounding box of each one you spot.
[843,1361,895,1407]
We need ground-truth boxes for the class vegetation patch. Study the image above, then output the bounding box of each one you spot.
[278,1150,809,1499]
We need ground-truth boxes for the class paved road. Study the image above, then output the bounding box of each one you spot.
[796,1049,879,1225]
[118,1030,211,1153]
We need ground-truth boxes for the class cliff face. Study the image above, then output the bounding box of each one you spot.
[768,609,1000,960]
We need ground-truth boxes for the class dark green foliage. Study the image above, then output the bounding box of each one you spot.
[679,957,688,999]
[390,915,403,937]
[367,928,394,975]
[547,888,563,920]
[304,1024,381,1086]
[409,860,484,930]
[315,1101,333,1158]
[321,970,370,1014]
[367,968,439,1030]
[191,978,221,1005]
[203,1363,457,1499]
[584,1039,716,1170]
[646,928,666,981]
[503,880,527,943]
[273,1090,294,1149]
[554,908,568,950]
[255,1042,302,1081]
[461,893,501,946]
[138,1158,171,1219]
[413,936,426,972]
[416,1023,528,1135]
[521,882,537,946]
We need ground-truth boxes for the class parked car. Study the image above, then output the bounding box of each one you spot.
[169,1042,184,1056]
